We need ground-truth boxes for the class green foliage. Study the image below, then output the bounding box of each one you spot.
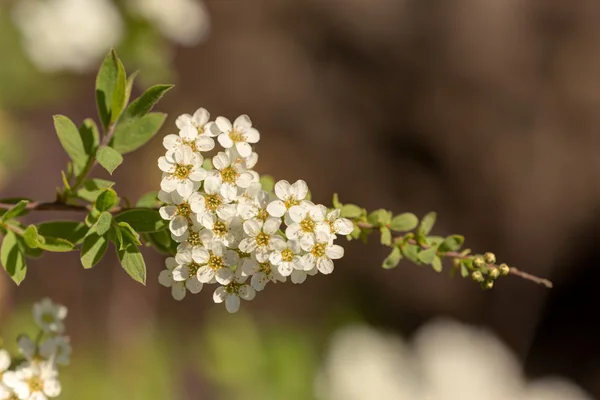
[54,115,92,176]
[382,247,402,269]
[340,204,363,219]
[117,245,146,285]
[37,221,87,244]
[123,84,173,119]
[96,146,123,175]
[114,209,166,233]
[110,112,167,154]
[260,175,275,193]
[1,230,26,285]
[75,179,115,202]
[96,50,124,129]
[0,200,29,221]
[80,232,109,269]
[95,189,119,212]
[390,213,418,232]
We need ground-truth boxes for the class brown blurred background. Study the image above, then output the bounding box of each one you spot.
[2,0,600,398]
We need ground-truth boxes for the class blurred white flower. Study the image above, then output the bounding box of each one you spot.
[129,0,210,46]
[316,320,593,400]
[32,298,67,334]
[12,0,123,73]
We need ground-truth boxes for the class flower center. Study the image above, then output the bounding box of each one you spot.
[41,313,54,324]
[205,194,222,212]
[188,262,201,276]
[188,230,202,246]
[256,232,270,247]
[208,254,224,270]
[225,280,243,294]
[183,139,197,152]
[27,376,44,393]
[174,164,192,179]
[311,243,326,258]
[300,217,315,233]
[213,221,227,237]
[221,167,238,184]
[284,198,299,209]
[236,249,251,259]
[259,262,272,275]
[281,248,294,262]
[256,208,269,221]
[328,220,336,233]
[229,130,245,143]
[197,126,205,135]
[177,203,191,217]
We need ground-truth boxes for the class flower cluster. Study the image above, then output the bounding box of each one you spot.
[0,298,71,400]
[157,108,353,312]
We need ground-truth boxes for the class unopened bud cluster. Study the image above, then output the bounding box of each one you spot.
[469,252,510,290]
[0,298,71,399]
[157,108,354,312]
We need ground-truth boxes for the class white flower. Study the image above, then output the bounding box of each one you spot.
[237,184,271,223]
[266,179,309,218]
[129,0,210,46]
[286,202,327,240]
[320,209,354,237]
[205,152,254,199]
[16,336,36,362]
[39,337,71,366]
[239,218,285,263]
[158,145,206,197]
[190,179,236,229]
[290,266,318,284]
[162,124,215,154]
[241,257,286,291]
[3,361,61,400]
[299,231,344,274]
[175,108,215,135]
[12,0,123,73]
[0,385,17,400]
[316,320,594,400]
[158,257,187,301]
[269,239,302,277]
[171,251,204,295]
[158,190,197,237]
[0,348,11,376]
[212,272,256,313]
[175,224,206,253]
[195,242,239,285]
[198,216,243,249]
[32,299,67,334]
[225,146,259,171]
[213,115,260,158]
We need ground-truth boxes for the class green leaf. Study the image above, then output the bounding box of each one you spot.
[96,146,123,175]
[109,56,127,125]
[76,179,115,202]
[382,247,402,269]
[117,222,141,250]
[146,229,173,254]
[380,227,392,246]
[23,225,39,248]
[96,49,121,129]
[79,118,100,158]
[367,209,392,227]
[340,204,363,219]
[37,237,76,252]
[439,235,465,252]
[418,212,437,236]
[460,263,470,278]
[123,84,173,119]
[125,70,139,106]
[114,209,166,233]
[1,231,26,285]
[92,212,112,236]
[418,246,438,264]
[1,200,29,221]
[401,243,420,263]
[135,192,160,208]
[37,221,88,244]
[202,158,213,171]
[117,245,146,285]
[432,256,443,272]
[110,112,166,154]
[53,115,89,175]
[390,213,419,232]
[260,175,274,193]
[332,193,342,209]
[95,189,118,212]
[80,233,109,269]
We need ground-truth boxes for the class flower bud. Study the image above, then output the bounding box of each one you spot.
[499,263,510,276]
[471,271,484,283]
[488,268,500,280]
[482,280,494,290]
[453,258,461,268]
[484,252,496,264]
[473,256,485,269]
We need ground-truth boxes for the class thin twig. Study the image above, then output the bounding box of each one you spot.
[355,221,553,288]
[0,202,158,214]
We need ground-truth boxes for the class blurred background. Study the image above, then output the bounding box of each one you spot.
[1,0,600,398]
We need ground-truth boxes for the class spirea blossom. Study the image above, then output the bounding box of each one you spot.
[157,109,353,312]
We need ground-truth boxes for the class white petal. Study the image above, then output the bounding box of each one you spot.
[285,224,301,240]
[216,268,234,285]
[179,125,198,141]
[0,349,10,371]
[160,175,178,192]
[334,218,354,235]
[317,257,334,274]
[175,249,192,265]
[218,133,234,149]
[225,295,240,313]
[235,142,252,158]
[163,134,181,150]
[176,179,194,198]
[291,270,307,284]
[189,167,207,182]
[266,200,286,218]
[201,213,216,230]
[43,379,62,397]
[326,244,345,260]
[239,238,257,253]
[278,262,294,277]
[158,270,174,287]
[195,136,215,152]
[245,127,260,143]
[186,278,203,294]
[274,180,291,200]
[310,204,327,222]
[158,157,175,173]
[241,259,259,276]
[215,116,232,132]
[169,216,189,237]
[233,114,252,133]
[245,152,259,169]
[251,273,267,291]
[204,176,221,194]
[263,218,281,235]
[236,172,253,188]
[197,266,215,283]
[165,257,178,270]
[191,247,210,264]
[159,205,178,220]
[171,283,187,300]
[223,250,240,266]
[213,152,230,170]
[288,206,306,223]
[193,108,210,126]
[219,184,238,202]
[172,266,190,281]
[239,285,256,300]
[213,287,228,303]
[174,145,192,164]
[291,179,309,200]
[176,113,193,129]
